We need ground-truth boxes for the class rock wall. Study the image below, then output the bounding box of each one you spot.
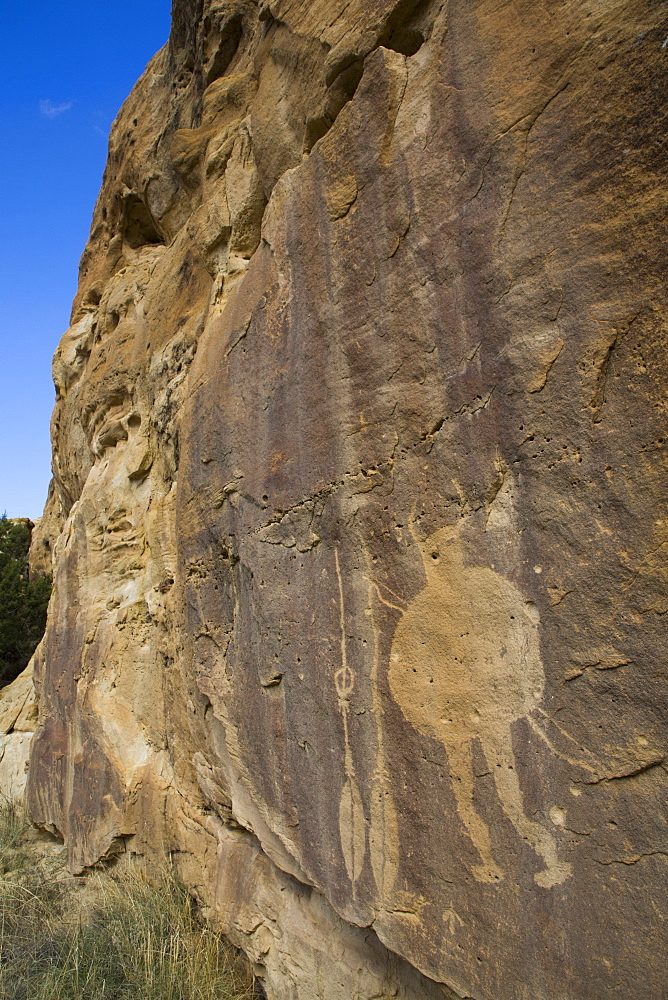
[27,2,667,998]
[0,662,37,802]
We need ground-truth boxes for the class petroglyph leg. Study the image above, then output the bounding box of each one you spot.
[369,776,400,898]
[365,575,400,899]
[447,741,503,883]
[486,730,571,887]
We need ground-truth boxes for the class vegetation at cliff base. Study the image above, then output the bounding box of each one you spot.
[0,800,257,1000]
[0,515,51,688]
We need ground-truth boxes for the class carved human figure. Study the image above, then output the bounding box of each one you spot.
[388,526,571,887]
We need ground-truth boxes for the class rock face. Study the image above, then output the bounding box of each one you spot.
[27,2,667,998]
[0,661,38,801]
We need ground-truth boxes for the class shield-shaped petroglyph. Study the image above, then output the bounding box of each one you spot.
[388,525,571,887]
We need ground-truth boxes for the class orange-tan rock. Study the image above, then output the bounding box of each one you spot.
[25,2,668,998]
[0,659,38,801]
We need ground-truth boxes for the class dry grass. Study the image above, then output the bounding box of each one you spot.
[0,800,257,1000]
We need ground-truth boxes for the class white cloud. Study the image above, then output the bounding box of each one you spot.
[39,99,73,119]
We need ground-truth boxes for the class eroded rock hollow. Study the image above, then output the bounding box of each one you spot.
[26,1,667,997]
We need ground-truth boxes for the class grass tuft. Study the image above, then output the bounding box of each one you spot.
[0,800,256,1000]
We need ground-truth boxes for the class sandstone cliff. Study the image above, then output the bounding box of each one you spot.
[25,2,668,998]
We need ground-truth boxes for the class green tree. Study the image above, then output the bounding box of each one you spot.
[0,516,51,688]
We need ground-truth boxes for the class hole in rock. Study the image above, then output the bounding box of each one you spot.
[310,57,364,152]
[304,115,331,151]
[122,194,165,249]
[384,25,424,55]
[98,423,129,451]
[328,56,364,112]
[379,0,429,56]
[205,13,243,87]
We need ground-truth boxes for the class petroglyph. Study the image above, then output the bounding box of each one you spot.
[442,907,464,935]
[388,525,572,888]
[366,575,400,901]
[334,548,367,886]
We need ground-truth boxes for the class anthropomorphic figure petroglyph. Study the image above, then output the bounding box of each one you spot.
[388,526,571,887]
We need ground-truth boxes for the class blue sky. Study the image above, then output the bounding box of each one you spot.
[0,0,171,519]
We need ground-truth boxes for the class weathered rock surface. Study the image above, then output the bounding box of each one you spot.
[28,511,56,581]
[0,661,38,801]
[27,2,667,998]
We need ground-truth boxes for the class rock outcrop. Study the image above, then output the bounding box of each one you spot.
[26,2,667,998]
[0,661,38,802]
